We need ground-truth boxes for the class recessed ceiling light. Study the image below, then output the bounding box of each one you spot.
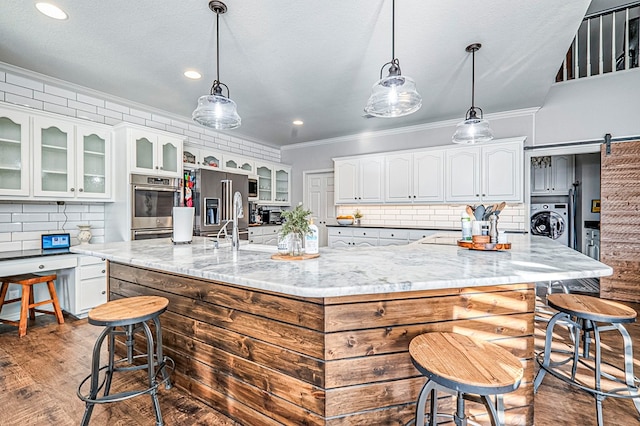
[184,70,202,79]
[293,120,304,126]
[35,2,68,20]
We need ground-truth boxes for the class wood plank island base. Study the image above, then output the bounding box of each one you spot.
[72,235,612,425]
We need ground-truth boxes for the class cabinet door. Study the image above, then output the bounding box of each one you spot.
[385,153,413,202]
[551,155,574,194]
[225,155,254,174]
[157,136,181,176]
[200,148,223,169]
[482,142,522,202]
[0,110,30,196]
[33,117,75,197]
[274,166,290,204]
[182,145,200,168]
[334,159,358,203]
[531,158,551,194]
[130,130,156,174]
[79,276,108,312]
[76,126,111,199]
[359,156,384,202]
[414,150,444,202]
[445,147,481,202]
[256,163,274,202]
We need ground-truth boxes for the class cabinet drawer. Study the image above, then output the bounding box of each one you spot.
[328,228,353,237]
[2,254,78,276]
[353,228,377,238]
[79,277,107,312]
[379,229,409,240]
[81,263,107,280]
[79,255,105,266]
[409,230,437,241]
[249,228,261,237]
[263,226,281,234]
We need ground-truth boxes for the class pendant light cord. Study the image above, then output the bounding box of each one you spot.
[471,47,475,109]
[216,9,220,84]
[391,0,395,62]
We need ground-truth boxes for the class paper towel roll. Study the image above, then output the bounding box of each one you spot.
[173,207,195,243]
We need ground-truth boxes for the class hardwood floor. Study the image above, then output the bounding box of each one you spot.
[1,300,640,425]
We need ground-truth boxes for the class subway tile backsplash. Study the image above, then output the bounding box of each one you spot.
[0,201,105,252]
[336,204,527,231]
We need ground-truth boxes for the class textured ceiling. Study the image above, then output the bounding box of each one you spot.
[1,0,592,146]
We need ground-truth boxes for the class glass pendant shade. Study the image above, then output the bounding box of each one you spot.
[192,93,241,129]
[365,74,422,118]
[452,116,494,144]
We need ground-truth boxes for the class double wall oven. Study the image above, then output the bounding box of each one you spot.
[130,174,180,240]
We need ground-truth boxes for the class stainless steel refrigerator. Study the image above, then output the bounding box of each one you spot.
[193,169,249,238]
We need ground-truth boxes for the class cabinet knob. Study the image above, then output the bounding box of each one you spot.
[79,188,84,192]
[475,194,479,197]
[39,264,44,269]
[101,291,106,295]
[70,188,75,192]
[413,195,416,198]
[391,234,394,237]
[482,194,486,197]
[155,166,159,169]
[363,232,366,235]
[101,270,106,274]
[408,195,411,198]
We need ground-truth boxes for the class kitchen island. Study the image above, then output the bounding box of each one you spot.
[72,235,612,425]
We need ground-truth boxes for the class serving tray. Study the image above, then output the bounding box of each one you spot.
[457,240,511,251]
[271,253,320,261]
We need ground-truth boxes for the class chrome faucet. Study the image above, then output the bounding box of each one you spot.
[231,191,243,251]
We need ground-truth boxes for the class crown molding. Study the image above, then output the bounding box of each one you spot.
[282,107,539,151]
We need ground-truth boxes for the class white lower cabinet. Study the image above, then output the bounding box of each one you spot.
[59,255,107,318]
[378,229,410,246]
[249,225,282,245]
[328,228,378,247]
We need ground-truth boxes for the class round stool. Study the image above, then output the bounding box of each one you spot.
[0,273,64,337]
[408,332,523,426]
[534,293,640,426]
[77,296,174,426]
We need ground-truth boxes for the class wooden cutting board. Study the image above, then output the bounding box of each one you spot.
[271,253,320,261]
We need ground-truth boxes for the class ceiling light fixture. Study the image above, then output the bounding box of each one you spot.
[184,70,202,79]
[292,120,304,126]
[35,2,68,20]
[364,0,421,118]
[452,43,494,144]
[192,1,241,130]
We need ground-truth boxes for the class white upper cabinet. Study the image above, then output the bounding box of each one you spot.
[224,154,255,175]
[129,128,182,177]
[0,109,30,196]
[445,139,524,203]
[335,156,384,204]
[531,155,575,195]
[33,117,75,197]
[255,161,291,205]
[386,150,444,203]
[75,126,111,199]
[183,144,224,170]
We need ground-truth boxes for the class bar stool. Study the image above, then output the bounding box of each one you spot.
[534,293,640,426]
[77,296,174,426]
[408,332,523,426]
[0,273,64,337]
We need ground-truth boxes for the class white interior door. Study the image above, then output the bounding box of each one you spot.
[305,171,335,247]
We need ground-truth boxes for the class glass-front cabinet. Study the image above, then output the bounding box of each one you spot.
[274,167,290,204]
[256,163,273,203]
[183,144,223,170]
[255,161,290,205]
[76,126,111,199]
[0,110,30,196]
[33,117,75,197]
[130,129,182,177]
[224,154,255,175]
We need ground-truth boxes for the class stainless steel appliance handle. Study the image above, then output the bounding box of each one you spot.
[133,229,172,236]
[221,179,233,222]
[133,185,179,192]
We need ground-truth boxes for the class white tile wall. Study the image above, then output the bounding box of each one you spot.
[336,204,527,232]
[0,66,281,164]
[0,202,105,252]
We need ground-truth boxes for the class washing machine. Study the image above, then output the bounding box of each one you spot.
[530,203,569,246]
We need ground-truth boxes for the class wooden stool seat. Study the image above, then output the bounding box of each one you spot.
[547,293,637,323]
[0,273,64,337]
[88,296,169,327]
[409,332,523,426]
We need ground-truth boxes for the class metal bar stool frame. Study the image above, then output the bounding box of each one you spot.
[77,302,174,426]
[534,295,640,426]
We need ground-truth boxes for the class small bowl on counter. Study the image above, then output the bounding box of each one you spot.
[336,216,354,226]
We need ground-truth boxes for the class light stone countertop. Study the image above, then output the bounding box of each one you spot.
[70,234,612,298]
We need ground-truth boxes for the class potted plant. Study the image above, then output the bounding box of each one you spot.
[280,204,312,256]
[353,209,363,225]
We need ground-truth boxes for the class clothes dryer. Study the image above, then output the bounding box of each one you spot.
[530,203,569,246]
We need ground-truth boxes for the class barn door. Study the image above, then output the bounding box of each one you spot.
[600,140,640,301]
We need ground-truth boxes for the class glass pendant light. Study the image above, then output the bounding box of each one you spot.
[364,0,422,118]
[452,43,493,144]
[192,1,241,130]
